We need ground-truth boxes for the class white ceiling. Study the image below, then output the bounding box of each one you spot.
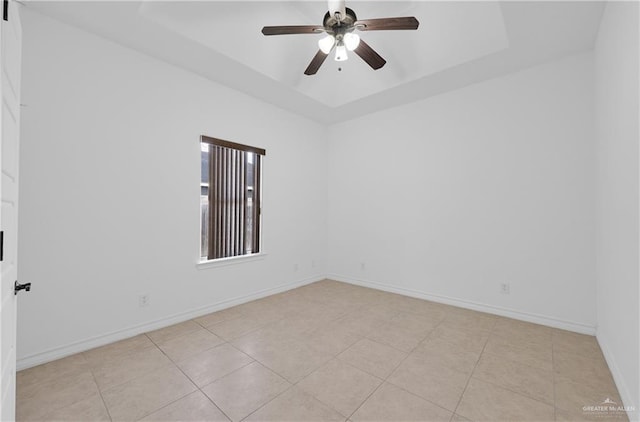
[24,1,605,124]
[138,1,509,107]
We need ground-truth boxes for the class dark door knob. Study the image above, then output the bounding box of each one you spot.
[14,281,31,295]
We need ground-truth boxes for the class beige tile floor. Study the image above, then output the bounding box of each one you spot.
[16,280,627,421]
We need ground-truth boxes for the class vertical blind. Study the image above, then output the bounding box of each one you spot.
[202,136,265,260]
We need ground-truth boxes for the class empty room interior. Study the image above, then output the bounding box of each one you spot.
[2,0,639,421]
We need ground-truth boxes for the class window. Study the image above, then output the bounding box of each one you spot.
[200,135,265,261]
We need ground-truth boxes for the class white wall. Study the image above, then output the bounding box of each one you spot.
[327,53,597,333]
[594,2,639,419]
[16,9,327,367]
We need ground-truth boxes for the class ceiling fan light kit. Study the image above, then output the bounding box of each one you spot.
[261,0,419,75]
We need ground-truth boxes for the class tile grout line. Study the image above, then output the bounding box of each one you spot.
[238,383,296,421]
[236,306,400,421]
[345,315,450,421]
[292,357,385,420]
[228,297,356,418]
[194,357,257,422]
[199,337,300,422]
[455,328,558,410]
[198,309,303,345]
[135,389,195,421]
[87,364,114,422]
[92,350,175,392]
[451,322,558,420]
[19,358,113,421]
[147,321,207,345]
[381,313,485,418]
[284,307,408,418]
[339,352,456,421]
[450,318,496,418]
[143,333,234,422]
[459,365,558,410]
[480,345,553,372]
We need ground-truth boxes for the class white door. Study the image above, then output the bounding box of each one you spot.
[0,0,22,420]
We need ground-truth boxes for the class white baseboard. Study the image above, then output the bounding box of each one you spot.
[18,273,599,371]
[597,333,639,422]
[16,275,324,371]
[328,273,597,335]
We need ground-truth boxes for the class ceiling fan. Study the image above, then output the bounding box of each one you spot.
[261,0,419,75]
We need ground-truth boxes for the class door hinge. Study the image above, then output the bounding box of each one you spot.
[3,0,8,21]
[0,231,4,262]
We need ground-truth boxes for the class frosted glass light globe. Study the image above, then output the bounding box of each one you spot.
[344,33,360,51]
[318,35,335,54]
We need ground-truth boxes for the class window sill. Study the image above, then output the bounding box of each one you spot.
[196,253,267,270]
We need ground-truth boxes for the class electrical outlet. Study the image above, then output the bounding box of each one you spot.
[500,283,510,294]
[311,259,316,268]
[294,263,299,272]
[360,262,366,271]
[139,294,149,307]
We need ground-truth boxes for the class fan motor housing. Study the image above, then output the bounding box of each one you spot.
[323,7,358,38]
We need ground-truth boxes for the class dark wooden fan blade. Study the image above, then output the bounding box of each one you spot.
[304,50,329,75]
[353,39,386,70]
[354,17,419,31]
[262,25,324,36]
